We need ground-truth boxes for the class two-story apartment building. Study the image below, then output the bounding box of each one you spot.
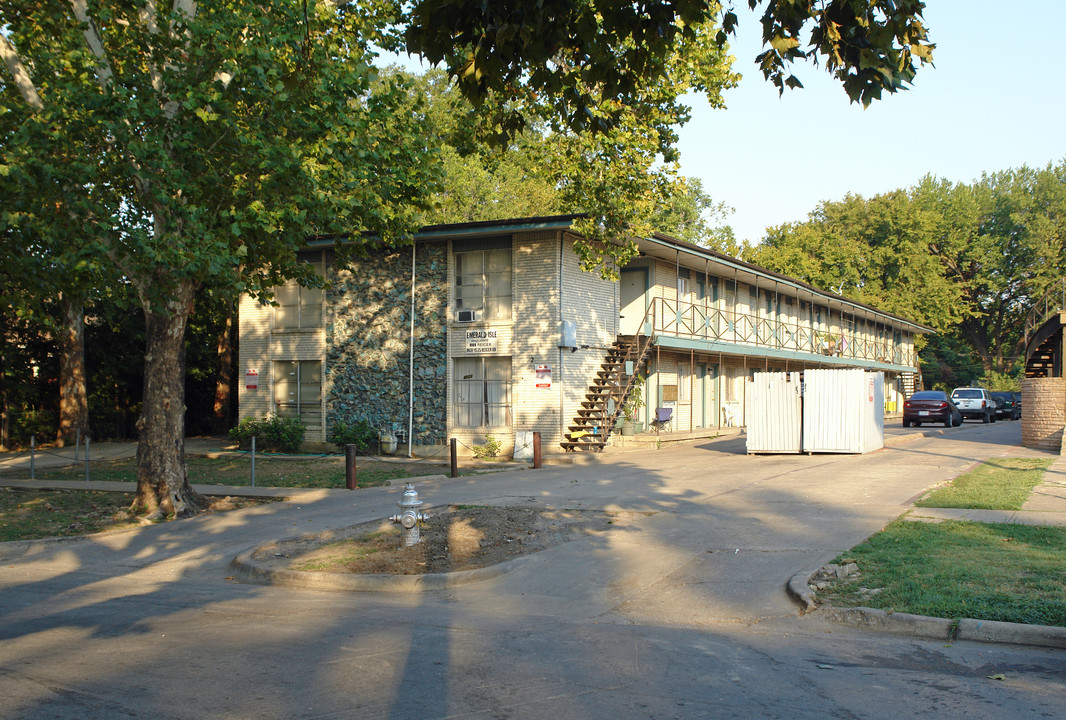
[237,215,929,456]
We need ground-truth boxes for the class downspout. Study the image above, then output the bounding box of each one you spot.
[560,235,565,444]
[408,243,416,457]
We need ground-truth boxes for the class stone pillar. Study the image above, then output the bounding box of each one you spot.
[1021,377,1065,453]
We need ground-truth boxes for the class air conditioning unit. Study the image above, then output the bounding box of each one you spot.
[457,310,477,322]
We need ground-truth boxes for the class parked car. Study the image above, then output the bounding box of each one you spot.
[991,391,1020,420]
[950,387,996,423]
[903,391,962,428]
[1013,391,1022,417]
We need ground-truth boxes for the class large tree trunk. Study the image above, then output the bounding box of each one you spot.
[210,298,236,435]
[133,279,204,517]
[56,296,89,446]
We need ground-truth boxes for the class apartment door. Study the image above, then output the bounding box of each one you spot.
[620,268,647,336]
[697,363,718,427]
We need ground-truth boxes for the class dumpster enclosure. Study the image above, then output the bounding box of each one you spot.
[746,368,884,454]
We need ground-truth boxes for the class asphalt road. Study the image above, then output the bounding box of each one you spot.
[1,421,1064,719]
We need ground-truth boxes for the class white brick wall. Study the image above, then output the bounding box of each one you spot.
[236,293,327,444]
[443,230,622,454]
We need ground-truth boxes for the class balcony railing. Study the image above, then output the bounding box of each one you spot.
[646,296,916,369]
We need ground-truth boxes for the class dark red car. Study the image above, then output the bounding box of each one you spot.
[903,390,962,428]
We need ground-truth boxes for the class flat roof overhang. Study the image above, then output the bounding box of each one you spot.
[652,335,918,374]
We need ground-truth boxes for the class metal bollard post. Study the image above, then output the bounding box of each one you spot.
[30,435,35,480]
[533,431,542,469]
[250,436,256,487]
[85,437,90,482]
[345,444,357,489]
[450,438,458,478]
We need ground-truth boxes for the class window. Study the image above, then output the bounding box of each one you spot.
[454,357,512,427]
[678,363,691,402]
[274,361,321,425]
[677,268,691,300]
[454,237,511,321]
[274,262,323,329]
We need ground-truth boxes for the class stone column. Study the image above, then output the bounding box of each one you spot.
[1021,377,1065,453]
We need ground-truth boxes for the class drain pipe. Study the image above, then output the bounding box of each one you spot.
[408,243,416,457]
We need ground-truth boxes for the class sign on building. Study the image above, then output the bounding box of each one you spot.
[464,329,499,354]
[536,364,552,389]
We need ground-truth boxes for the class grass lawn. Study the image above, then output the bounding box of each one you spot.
[13,454,454,489]
[819,519,1066,627]
[916,457,1053,510]
[0,488,143,541]
[820,456,1066,627]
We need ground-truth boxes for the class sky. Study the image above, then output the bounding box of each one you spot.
[682,0,1066,245]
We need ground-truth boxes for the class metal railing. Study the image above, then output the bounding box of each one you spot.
[1023,278,1066,349]
[644,296,917,368]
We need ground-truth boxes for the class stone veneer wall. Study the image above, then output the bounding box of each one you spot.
[1021,377,1065,453]
[326,241,448,445]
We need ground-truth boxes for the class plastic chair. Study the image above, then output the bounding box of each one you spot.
[722,405,737,427]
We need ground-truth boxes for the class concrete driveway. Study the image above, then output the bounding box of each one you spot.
[1,422,1063,719]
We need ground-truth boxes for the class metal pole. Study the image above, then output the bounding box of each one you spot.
[532,431,542,469]
[250,435,256,487]
[30,435,35,480]
[408,244,416,458]
[85,437,90,482]
[345,444,357,489]
[450,438,458,478]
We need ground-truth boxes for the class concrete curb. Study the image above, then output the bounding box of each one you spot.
[786,570,819,613]
[229,541,534,593]
[956,617,1066,649]
[788,571,1066,649]
[819,607,955,640]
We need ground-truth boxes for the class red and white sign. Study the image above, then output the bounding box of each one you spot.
[535,364,552,389]
[246,369,259,390]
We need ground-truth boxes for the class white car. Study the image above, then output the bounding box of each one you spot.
[950,387,996,423]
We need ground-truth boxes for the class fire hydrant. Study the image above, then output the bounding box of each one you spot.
[389,483,429,547]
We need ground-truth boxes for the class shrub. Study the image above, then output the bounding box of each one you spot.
[326,419,378,455]
[471,434,501,460]
[229,414,305,453]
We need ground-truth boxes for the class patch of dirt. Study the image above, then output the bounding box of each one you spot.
[253,506,633,575]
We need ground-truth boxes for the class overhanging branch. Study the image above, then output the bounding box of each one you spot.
[0,35,44,110]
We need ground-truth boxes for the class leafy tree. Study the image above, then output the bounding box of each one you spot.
[748,161,1066,381]
[405,67,740,257]
[403,0,933,270]
[2,1,441,517]
[651,177,739,254]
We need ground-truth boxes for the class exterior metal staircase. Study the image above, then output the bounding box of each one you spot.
[561,334,653,452]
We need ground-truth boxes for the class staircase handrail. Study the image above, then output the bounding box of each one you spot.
[607,299,659,429]
[1024,278,1066,349]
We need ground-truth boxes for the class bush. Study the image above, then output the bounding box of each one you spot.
[326,419,378,455]
[229,414,305,453]
[471,434,501,460]
[11,409,58,448]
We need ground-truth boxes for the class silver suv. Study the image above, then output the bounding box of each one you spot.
[950,387,996,423]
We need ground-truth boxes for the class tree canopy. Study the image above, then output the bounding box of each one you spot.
[400,0,933,269]
[748,161,1066,385]
[1,0,442,515]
